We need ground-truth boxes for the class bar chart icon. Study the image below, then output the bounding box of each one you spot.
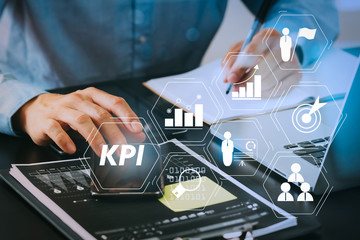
[165,104,203,128]
[232,75,262,100]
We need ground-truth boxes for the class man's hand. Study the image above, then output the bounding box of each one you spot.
[222,28,301,97]
[14,87,145,156]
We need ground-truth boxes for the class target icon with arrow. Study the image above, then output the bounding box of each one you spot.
[292,97,327,134]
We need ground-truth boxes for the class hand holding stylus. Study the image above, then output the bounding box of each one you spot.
[222,28,302,98]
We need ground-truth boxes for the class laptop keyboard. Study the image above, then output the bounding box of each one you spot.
[283,136,330,167]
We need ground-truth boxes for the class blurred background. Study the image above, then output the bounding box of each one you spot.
[202,0,360,64]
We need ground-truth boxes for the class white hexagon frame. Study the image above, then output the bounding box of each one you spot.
[211,53,280,112]
[156,153,221,212]
[271,84,344,145]
[205,118,271,177]
[81,117,160,193]
[264,14,329,72]
[262,152,332,217]
[149,81,222,144]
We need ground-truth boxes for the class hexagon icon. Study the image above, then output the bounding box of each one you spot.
[206,119,270,177]
[272,85,343,145]
[263,152,331,216]
[156,154,225,212]
[211,53,280,114]
[265,14,328,71]
[149,81,221,143]
[82,117,161,194]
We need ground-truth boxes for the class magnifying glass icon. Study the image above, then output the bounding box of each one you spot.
[172,169,202,198]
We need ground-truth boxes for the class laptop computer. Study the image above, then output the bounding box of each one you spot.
[210,56,360,194]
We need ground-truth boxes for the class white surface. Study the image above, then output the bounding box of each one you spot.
[202,0,360,65]
[146,48,358,124]
[202,0,252,65]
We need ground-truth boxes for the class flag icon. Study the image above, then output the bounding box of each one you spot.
[298,28,317,40]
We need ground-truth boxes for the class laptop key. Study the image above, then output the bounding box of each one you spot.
[311,151,325,158]
[284,144,298,149]
[311,138,325,143]
[300,155,322,167]
[293,146,326,155]
[299,143,316,148]
[300,155,317,166]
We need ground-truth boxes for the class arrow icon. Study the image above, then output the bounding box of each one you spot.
[235,65,259,85]
[246,64,259,73]
[239,160,246,167]
[301,96,327,124]
[308,97,327,115]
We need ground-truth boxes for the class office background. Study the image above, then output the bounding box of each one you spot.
[202,0,360,65]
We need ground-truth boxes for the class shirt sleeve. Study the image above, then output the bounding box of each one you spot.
[0,72,47,136]
[243,0,339,66]
[0,0,6,14]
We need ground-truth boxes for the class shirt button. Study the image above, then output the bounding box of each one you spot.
[186,27,200,42]
[139,35,147,44]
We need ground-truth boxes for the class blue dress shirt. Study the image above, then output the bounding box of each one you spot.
[0,0,338,136]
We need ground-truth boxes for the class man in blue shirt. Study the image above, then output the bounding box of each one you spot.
[0,0,338,155]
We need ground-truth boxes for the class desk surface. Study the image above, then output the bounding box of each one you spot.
[0,77,359,240]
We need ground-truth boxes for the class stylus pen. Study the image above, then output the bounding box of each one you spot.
[225,0,273,95]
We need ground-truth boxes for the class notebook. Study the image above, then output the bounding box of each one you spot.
[2,139,299,240]
[143,48,357,124]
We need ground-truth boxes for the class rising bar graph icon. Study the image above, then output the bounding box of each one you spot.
[165,104,203,128]
[232,75,262,100]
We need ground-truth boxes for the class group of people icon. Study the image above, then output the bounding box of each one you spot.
[277,163,314,202]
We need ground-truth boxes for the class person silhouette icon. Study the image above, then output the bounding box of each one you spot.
[288,163,305,183]
[280,27,292,62]
[221,131,234,166]
[277,182,294,202]
[297,182,314,202]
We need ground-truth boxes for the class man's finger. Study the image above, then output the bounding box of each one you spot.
[227,30,270,84]
[223,42,245,83]
[54,108,106,156]
[116,121,146,143]
[223,54,241,83]
[68,100,128,147]
[222,41,244,67]
[44,119,76,154]
[82,87,143,133]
